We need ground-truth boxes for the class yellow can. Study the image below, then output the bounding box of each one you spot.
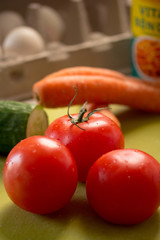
[131,0,160,82]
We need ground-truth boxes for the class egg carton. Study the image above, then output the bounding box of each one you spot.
[0,0,132,100]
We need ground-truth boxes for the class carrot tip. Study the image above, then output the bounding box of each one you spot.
[34,91,40,103]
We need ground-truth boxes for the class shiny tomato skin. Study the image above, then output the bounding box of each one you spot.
[86,149,160,225]
[3,136,78,214]
[45,112,124,182]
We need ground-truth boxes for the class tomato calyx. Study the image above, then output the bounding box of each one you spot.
[67,87,109,130]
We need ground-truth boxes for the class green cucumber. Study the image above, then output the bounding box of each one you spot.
[0,101,48,154]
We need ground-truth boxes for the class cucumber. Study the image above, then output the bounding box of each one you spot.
[0,101,48,154]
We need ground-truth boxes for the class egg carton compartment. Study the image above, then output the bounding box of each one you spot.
[0,0,132,100]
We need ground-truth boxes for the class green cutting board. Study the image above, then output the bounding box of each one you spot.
[1,104,160,240]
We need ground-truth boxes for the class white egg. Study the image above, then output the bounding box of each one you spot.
[0,11,25,44]
[3,26,45,56]
[26,3,65,43]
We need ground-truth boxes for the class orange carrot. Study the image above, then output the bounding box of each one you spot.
[86,103,121,127]
[33,67,160,113]
[42,66,125,80]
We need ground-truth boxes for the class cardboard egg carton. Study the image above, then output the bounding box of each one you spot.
[0,0,132,100]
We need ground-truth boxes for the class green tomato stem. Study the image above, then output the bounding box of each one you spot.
[67,87,109,130]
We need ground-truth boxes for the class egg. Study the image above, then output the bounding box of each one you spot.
[26,3,65,43]
[3,26,45,57]
[0,11,25,44]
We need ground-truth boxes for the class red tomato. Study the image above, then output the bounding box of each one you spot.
[45,112,124,182]
[3,136,78,214]
[86,149,160,225]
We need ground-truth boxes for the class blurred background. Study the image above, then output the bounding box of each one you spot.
[0,0,132,100]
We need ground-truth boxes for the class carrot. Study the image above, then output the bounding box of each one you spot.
[44,66,160,86]
[86,103,121,127]
[33,66,160,113]
[49,66,125,80]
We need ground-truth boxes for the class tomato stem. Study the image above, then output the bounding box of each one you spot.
[67,87,109,130]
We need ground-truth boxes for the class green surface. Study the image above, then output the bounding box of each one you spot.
[1,104,160,240]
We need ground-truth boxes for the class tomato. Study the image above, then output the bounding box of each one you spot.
[3,136,78,214]
[45,112,124,182]
[86,149,160,225]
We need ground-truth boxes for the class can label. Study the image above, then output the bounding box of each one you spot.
[131,0,160,81]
